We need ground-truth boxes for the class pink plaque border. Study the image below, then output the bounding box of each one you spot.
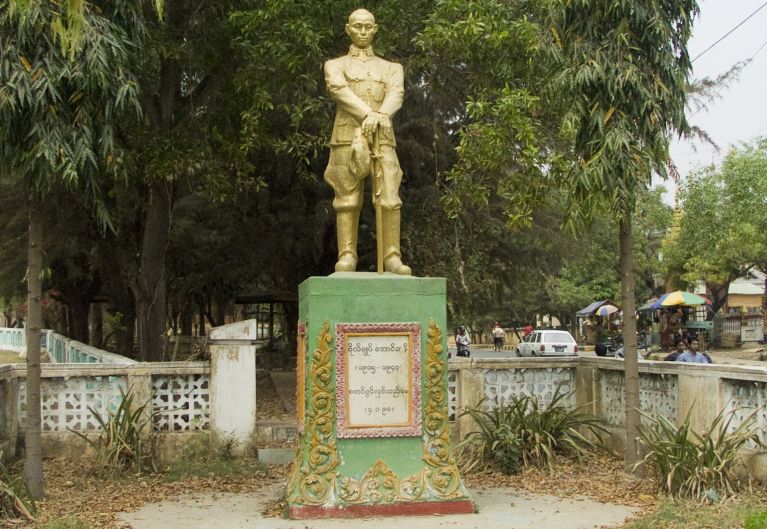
[335,322,422,438]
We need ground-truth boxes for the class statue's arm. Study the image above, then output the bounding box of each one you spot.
[324,59,372,121]
[378,62,404,117]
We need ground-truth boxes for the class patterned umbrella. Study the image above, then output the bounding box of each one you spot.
[653,290,710,308]
[596,304,620,316]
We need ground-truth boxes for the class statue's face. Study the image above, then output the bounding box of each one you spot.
[346,11,377,48]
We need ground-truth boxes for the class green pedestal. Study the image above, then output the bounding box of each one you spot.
[287,272,473,519]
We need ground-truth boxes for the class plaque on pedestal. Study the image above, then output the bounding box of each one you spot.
[286,273,473,519]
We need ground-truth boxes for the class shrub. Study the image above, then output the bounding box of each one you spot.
[636,406,763,500]
[0,452,35,521]
[460,388,607,474]
[70,387,157,475]
[164,432,267,481]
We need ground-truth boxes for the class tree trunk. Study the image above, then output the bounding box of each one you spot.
[707,282,729,317]
[24,198,44,498]
[136,180,172,361]
[67,294,90,343]
[89,302,103,347]
[620,212,640,470]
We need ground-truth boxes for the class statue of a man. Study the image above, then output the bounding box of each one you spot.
[324,9,411,275]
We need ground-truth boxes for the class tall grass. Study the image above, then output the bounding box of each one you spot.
[70,387,157,475]
[636,406,763,500]
[0,452,35,521]
[460,388,607,474]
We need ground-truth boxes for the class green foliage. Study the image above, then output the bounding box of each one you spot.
[662,139,767,311]
[552,0,697,226]
[460,389,607,474]
[0,452,35,521]
[70,387,157,476]
[0,0,146,228]
[164,433,267,481]
[636,406,763,500]
[745,510,767,529]
[418,0,563,228]
[40,516,92,529]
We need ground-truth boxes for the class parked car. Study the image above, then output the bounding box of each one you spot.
[515,330,578,357]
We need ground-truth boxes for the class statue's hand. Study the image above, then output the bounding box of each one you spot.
[362,112,391,136]
[361,112,381,136]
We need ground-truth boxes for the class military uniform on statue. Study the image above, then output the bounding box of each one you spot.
[323,9,410,275]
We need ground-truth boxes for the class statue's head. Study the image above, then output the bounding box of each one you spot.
[345,9,377,48]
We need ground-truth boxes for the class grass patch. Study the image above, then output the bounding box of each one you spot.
[746,510,767,529]
[0,350,22,363]
[40,516,92,529]
[625,496,767,529]
[164,433,267,481]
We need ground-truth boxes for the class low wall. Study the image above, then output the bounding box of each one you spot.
[447,356,767,480]
[0,321,267,460]
[4,322,767,480]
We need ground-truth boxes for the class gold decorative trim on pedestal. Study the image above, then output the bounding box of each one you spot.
[421,319,465,499]
[290,320,339,505]
[339,459,426,504]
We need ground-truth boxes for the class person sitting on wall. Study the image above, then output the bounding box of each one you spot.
[665,339,687,361]
[675,339,713,364]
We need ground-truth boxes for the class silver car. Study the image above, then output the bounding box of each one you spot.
[515,330,578,357]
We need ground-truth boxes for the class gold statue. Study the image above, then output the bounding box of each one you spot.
[324,9,411,275]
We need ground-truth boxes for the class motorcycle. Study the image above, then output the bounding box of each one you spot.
[456,343,471,357]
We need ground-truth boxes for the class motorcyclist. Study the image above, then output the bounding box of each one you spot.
[455,326,471,357]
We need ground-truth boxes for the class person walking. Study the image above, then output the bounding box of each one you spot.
[491,322,505,352]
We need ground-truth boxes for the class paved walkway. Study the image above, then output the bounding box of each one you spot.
[117,484,638,529]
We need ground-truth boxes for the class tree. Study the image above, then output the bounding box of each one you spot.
[552,0,698,467]
[0,1,144,496]
[663,139,767,314]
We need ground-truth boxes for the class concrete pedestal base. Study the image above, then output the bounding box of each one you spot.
[286,273,473,518]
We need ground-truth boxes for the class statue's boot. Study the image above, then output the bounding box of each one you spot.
[381,208,412,275]
[335,210,359,272]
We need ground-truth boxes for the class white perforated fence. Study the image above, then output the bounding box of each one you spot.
[152,374,211,431]
[18,376,127,432]
[722,378,767,449]
[3,363,211,442]
[483,367,575,409]
[599,370,678,427]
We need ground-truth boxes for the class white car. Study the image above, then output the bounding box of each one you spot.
[515,330,579,357]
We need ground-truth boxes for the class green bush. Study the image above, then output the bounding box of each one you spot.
[636,406,763,500]
[0,452,35,521]
[164,432,267,481]
[70,387,157,475]
[460,388,607,473]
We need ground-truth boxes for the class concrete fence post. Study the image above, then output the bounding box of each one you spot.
[0,375,20,459]
[456,366,485,441]
[126,367,154,435]
[209,320,260,445]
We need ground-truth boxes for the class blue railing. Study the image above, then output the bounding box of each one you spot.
[0,328,136,365]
